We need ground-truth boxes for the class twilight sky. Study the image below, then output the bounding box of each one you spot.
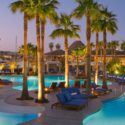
[0,0,125,52]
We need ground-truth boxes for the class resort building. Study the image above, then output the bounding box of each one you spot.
[44,40,125,75]
[45,49,65,73]
[0,51,21,74]
[0,40,125,75]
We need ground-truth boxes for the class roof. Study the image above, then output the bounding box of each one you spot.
[69,40,85,51]
[45,49,65,56]
[92,49,125,56]
[45,41,85,56]
[0,51,18,56]
[115,50,125,55]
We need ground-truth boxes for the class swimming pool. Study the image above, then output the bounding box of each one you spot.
[83,95,125,125]
[0,112,39,125]
[0,75,112,90]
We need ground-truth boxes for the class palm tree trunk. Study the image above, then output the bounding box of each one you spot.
[28,56,30,75]
[113,48,115,59]
[40,21,48,103]
[36,14,42,101]
[102,30,108,89]
[76,56,79,77]
[94,32,99,84]
[101,48,103,62]
[64,36,69,87]
[86,14,91,93]
[20,13,32,100]
[112,47,114,60]
[35,49,37,74]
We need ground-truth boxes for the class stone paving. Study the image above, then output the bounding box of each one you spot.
[0,81,124,125]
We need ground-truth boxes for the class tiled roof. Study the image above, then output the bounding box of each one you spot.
[45,49,65,56]
[92,49,125,56]
[69,40,85,51]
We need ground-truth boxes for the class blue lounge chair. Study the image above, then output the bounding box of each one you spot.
[74,80,81,88]
[91,82,112,93]
[118,79,125,85]
[0,79,12,85]
[58,82,65,89]
[62,87,90,99]
[49,82,58,91]
[54,92,88,110]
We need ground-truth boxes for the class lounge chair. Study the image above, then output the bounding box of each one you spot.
[62,87,90,99]
[82,80,92,88]
[52,92,88,110]
[58,82,65,89]
[0,79,12,85]
[118,79,125,85]
[35,82,58,94]
[74,80,81,88]
[116,77,123,82]
[91,82,112,93]
[49,82,58,91]
[45,82,58,93]
[82,80,87,88]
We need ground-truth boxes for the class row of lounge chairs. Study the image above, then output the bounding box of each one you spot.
[107,74,125,80]
[46,81,82,92]
[0,79,12,86]
[47,82,65,92]
[48,80,111,93]
[35,82,65,94]
[107,74,125,85]
[91,82,112,95]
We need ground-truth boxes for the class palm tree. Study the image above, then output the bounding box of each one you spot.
[107,41,113,59]
[10,0,33,100]
[72,0,99,93]
[19,43,36,68]
[29,0,59,103]
[18,45,24,55]
[107,41,119,59]
[55,43,61,50]
[91,5,105,84]
[100,8,118,89]
[107,41,112,49]
[111,40,119,58]
[40,0,59,103]
[90,42,95,54]
[71,47,87,77]
[51,14,80,87]
[121,41,125,51]
[91,19,102,84]
[9,61,17,74]
[49,42,54,51]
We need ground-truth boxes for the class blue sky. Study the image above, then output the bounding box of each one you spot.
[0,0,125,52]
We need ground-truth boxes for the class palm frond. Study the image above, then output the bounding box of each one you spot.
[50,29,65,39]
[9,1,23,13]
[50,13,80,39]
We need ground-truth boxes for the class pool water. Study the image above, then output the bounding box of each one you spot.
[83,95,125,125]
[0,75,112,91]
[0,112,39,125]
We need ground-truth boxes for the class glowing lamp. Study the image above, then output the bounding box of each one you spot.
[44,88,50,93]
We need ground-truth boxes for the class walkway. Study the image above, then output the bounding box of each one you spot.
[0,82,124,125]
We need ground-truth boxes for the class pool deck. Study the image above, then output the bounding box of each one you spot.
[0,81,124,125]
